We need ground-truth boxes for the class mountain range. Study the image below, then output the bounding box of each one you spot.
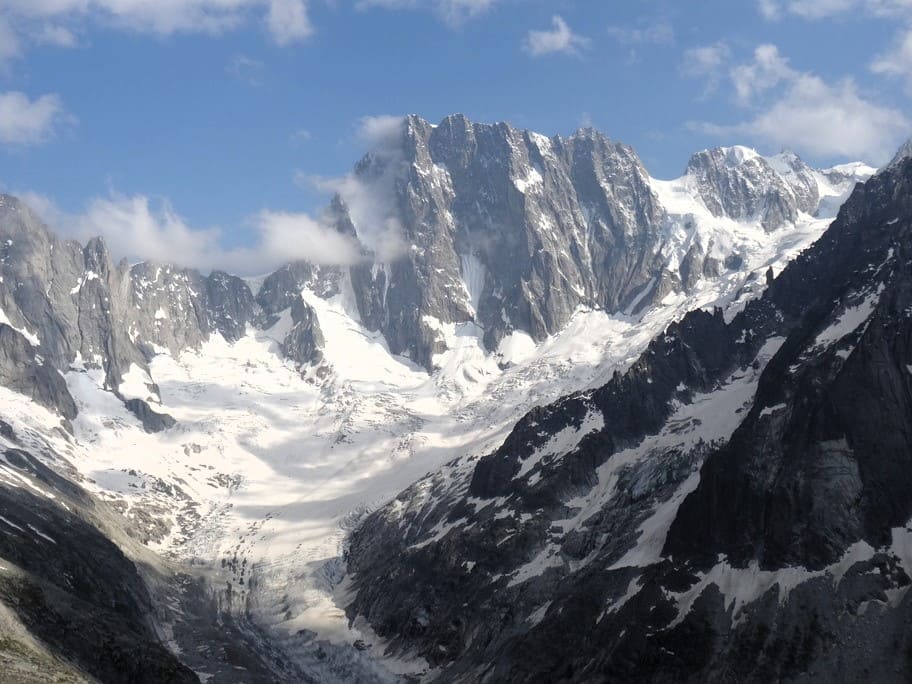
[0,114,906,682]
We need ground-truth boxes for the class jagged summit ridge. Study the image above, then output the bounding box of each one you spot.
[332,114,872,368]
[0,115,875,428]
[0,127,901,682]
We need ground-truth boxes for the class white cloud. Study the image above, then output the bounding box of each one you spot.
[356,114,406,148]
[291,128,312,144]
[266,0,312,45]
[692,73,909,163]
[247,209,363,267]
[0,91,68,146]
[872,29,912,90]
[757,0,782,19]
[23,192,366,274]
[32,24,79,47]
[690,42,910,163]
[523,15,589,58]
[292,115,410,263]
[730,44,794,105]
[0,0,314,53]
[759,0,912,19]
[783,0,857,18]
[18,108,415,273]
[356,0,499,25]
[681,42,731,94]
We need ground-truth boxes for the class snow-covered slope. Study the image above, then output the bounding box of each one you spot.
[34,207,833,680]
[0,120,880,681]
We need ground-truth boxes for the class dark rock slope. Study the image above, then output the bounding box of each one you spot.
[343,157,912,681]
[0,430,197,682]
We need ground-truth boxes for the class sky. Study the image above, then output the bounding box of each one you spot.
[0,0,911,273]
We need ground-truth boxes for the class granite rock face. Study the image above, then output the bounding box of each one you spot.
[343,158,912,681]
[684,146,816,230]
[282,297,325,368]
[328,116,868,369]
[0,325,77,422]
[0,195,327,427]
[666,156,912,571]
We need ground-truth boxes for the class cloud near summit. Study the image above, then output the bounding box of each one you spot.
[22,193,366,276]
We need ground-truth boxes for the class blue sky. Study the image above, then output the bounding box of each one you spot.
[0,0,910,272]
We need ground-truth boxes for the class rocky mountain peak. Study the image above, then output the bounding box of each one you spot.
[0,118,877,391]
[887,136,912,169]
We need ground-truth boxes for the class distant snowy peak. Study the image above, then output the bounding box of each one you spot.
[678,145,872,230]
[823,160,878,181]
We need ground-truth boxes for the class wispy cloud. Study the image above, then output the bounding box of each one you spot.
[18,111,417,273]
[0,91,69,146]
[356,0,499,25]
[291,129,312,145]
[0,0,314,62]
[0,16,23,66]
[306,114,409,262]
[356,114,406,147]
[266,0,313,45]
[872,29,912,91]
[689,44,909,163]
[681,42,731,95]
[757,0,782,19]
[32,24,79,48]
[23,192,366,274]
[758,0,912,19]
[730,44,793,105]
[523,16,589,58]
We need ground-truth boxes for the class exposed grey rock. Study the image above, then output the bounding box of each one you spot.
[667,156,912,570]
[0,120,895,681]
[205,270,258,342]
[327,117,866,370]
[256,262,342,321]
[686,146,807,231]
[887,137,912,169]
[0,122,873,384]
[0,195,330,418]
[0,325,76,422]
[281,297,324,367]
[124,398,177,433]
[334,114,669,368]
